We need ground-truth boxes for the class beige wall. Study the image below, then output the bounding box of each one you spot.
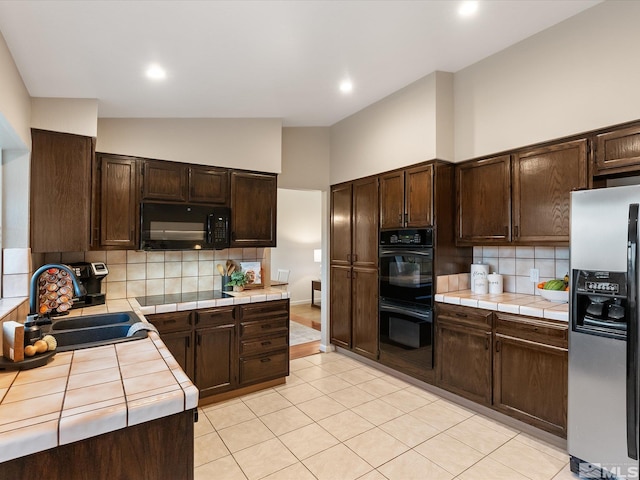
[280,127,330,191]
[0,31,30,149]
[454,0,640,161]
[96,118,283,173]
[31,98,98,137]
[329,71,453,185]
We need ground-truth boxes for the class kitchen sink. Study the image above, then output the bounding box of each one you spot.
[47,311,148,352]
[51,311,136,330]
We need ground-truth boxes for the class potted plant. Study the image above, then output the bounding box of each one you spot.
[226,270,248,292]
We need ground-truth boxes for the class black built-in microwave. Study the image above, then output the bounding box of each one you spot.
[140,202,230,250]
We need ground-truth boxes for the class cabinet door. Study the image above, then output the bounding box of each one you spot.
[330,265,352,348]
[97,154,138,248]
[493,333,567,436]
[195,323,236,397]
[30,129,93,253]
[456,155,511,245]
[436,320,492,406]
[352,267,379,359]
[189,166,229,204]
[142,160,187,202]
[162,330,194,381]
[513,139,587,244]
[330,183,353,266]
[405,164,433,228]
[379,172,404,230]
[595,124,640,174]
[230,171,277,247]
[352,177,379,268]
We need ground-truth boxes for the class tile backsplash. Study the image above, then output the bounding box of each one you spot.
[36,248,268,300]
[439,246,569,296]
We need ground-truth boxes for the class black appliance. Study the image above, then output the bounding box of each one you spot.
[140,203,230,250]
[69,262,109,307]
[379,228,435,378]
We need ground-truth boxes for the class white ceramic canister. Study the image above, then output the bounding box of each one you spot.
[474,277,489,294]
[470,263,490,293]
[487,272,503,294]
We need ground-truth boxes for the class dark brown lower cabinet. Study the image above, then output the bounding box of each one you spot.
[435,304,492,406]
[162,329,194,380]
[238,300,290,386]
[195,323,236,396]
[147,299,289,400]
[493,312,568,437]
[351,267,379,359]
[0,410,194,480]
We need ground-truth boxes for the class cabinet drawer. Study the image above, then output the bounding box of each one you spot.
[240,318,288,339]
[239,350,289,385]
[196,306,236,327]
[436,303,492,330]
[147,311,192,333]
[494,312,568,348]
[239,300,289,321]
[240,334,288,356]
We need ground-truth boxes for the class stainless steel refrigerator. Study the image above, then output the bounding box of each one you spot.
[569,185,640,478]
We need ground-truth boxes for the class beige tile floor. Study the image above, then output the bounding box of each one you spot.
[195,352,578,480]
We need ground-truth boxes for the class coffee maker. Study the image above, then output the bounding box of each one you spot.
[69,262,109,307]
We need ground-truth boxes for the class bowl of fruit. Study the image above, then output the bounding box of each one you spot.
[537,277,569,303]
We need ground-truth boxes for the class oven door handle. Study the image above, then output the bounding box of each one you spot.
[379,249,433,258]
[379,303,432,321]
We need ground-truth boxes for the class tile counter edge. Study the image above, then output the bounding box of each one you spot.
[435,290,569,322]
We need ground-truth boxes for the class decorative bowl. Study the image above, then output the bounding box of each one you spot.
[537,287,569,303]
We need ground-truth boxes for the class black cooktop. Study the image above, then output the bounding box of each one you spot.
[135,290,232,307]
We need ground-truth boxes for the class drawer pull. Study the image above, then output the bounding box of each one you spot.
[495,340,501,352]
[260,357,272,363]
[455,313,468,318]
[164,319,176,324]
[485,337,490,350]
[261,341,272,346]
[261,324,272,329]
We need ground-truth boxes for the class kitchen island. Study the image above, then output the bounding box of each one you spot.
[0,286,290,478]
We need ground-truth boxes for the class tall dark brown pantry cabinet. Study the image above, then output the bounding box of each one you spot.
[329,177,379,359]
[30,129,94,253]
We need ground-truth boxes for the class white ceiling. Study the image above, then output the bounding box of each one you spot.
[0,0,601,126]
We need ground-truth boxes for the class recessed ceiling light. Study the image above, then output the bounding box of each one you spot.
[339,79,353,94]
[145,64,166,80]
[458,1,479,17]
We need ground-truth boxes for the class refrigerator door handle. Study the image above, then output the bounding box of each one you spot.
[626,203,639,460]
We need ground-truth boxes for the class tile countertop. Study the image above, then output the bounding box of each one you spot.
[0,286,289,464]
[435,290,569,322]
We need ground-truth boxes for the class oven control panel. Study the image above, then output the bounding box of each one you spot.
[380,228,433,247]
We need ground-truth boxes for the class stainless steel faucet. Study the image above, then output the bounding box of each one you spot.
[27,263,84,324]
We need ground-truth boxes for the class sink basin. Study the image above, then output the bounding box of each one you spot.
[47,311,147,352]
[51,311,136,330]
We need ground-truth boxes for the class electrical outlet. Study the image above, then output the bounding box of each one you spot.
[530,268,539,283]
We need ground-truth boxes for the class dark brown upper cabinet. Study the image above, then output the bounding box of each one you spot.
[512,139,588,244]
[93,153,139,249]
[593,124,640,176]
[380,164,433,229]
[230,171,277,247]
[456,155,512,245]
[142,159,229,205]
[30,129,94,253]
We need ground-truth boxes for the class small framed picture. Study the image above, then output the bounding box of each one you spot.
[240,262,262,287]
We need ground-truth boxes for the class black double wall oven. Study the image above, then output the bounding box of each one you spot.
[379,228,434,377]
